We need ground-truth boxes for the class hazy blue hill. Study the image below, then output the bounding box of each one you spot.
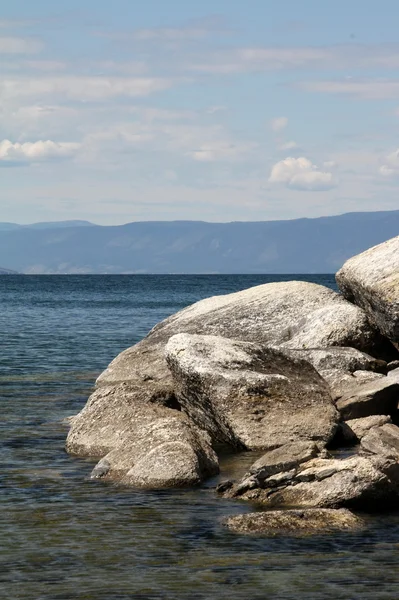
[0,210,398,274]
[0,267,19,274]
[0,220,94,231]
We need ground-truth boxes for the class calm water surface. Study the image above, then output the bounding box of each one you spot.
[2,274,399,600]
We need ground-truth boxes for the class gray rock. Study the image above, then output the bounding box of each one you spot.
[222,441,321,497]
[285,347,386,399]
[165,333,338,450]
[249,441,320,480]
[388,367,399,382]
[90,416,219,488]
[336,378,399,420]
[288,347,386,375]
[336,235,399,345]
[340,414,392,444]
[318,369,385,401]
[353,370,386,382]
[225,508,363,535]
[66,280,381,485]
[66,382,178,457]
[226,454,399,509]
[97,280,380,389]
[66,383,218,488]
[361,423,399,460]
[388,360,399,372]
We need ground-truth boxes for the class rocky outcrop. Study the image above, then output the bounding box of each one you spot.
[165,334,338,450]
[336,235,399,345]
[224,508,363,535]
[65,246,399,498]
[336,377,399,420]
[220,454,399,509]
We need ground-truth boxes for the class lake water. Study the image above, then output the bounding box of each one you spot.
[2,274,399,600]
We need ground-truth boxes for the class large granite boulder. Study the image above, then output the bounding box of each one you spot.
[66,383,219,487]
[165,333,338,450]
[90,415,219,489]
[220,454,399,509]
[336,235,399,345]
[96,280,380,389]
[225,508,363,535]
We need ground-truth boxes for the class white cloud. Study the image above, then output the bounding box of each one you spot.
[379,149,399,177]
[0,36,42,54]
[0,76,175,102]
[190,44,399,75]
[300,79,399,99]
[323,160,336,169]
[269,157,336,191]
[271,116,288,132]
[0,139,80,164]
[279,140,297,150]
[379,165,395,176]
[81,121,255,165]
[188,141,251,162]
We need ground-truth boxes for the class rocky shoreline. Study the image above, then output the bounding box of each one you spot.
[66,235,399,535]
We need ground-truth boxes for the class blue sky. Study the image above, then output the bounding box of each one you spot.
[1,0,399,224]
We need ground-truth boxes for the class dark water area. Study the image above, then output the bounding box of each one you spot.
[2,274,399,600]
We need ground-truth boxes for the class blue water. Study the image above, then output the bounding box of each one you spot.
[2,274,399,600]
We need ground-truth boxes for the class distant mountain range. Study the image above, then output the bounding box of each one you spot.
[0,211,398,274]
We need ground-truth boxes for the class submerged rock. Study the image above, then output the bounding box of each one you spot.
[225,508,363,536]
[336,235,399,346]
[165,333,338,450]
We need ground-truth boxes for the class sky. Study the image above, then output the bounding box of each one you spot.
[2,0,399,225]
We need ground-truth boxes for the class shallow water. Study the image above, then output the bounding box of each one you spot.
[2,274,399,600]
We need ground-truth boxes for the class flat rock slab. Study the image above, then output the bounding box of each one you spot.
[361,423,399,460]
[336,377,399,420]
[388,367,399,382]
[319,369,385,401]
[287,347,386,375]
[343,415,392,443]
[221,454,399,510]
[166,333,338,450]
[336,235,399,345]
[250,441,320,480]
[225,509,363,536]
